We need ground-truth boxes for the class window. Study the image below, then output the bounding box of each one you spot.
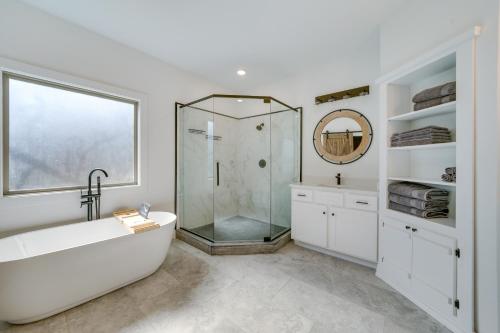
[2,72,138,195]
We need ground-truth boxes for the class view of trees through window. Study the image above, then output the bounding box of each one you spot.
[5,74,137,194]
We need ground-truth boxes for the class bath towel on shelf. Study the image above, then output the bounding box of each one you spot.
[388,182,449,201]
[388,193,448,210]
[391,126,451,147]
[412,81,456,103]
[389,202,449,218]
[441,167,457,183]
[414,94,456,111]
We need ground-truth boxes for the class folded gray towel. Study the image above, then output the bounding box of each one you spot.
[441,174,456,182]
[389,202,449,219]
[412,81,456,103]
[388,182,449,201]
[414,94,456,111]
[445,167,456,175]
[390,126,452,147]
[391,126,450,137]
[392,133,451,140]
[388,193,448,210]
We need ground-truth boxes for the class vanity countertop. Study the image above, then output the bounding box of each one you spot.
[290,179,378,194]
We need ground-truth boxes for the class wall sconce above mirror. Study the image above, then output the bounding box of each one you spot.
[313,109,373,165]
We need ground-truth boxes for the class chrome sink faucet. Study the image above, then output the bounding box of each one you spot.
[81,168,109,221]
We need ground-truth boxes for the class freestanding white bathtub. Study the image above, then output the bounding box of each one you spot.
[0,211,176,324]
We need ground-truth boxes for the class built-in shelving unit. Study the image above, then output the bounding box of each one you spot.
[376,28,479,333]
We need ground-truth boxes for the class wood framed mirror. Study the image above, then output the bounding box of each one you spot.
[313,109,373,165]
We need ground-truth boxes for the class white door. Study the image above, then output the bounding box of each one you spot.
[379,217,412,290]
[291,201,328,248]
[411,228,457,317]
[334,209,378,262]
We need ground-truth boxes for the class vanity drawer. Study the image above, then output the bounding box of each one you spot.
[315,191,344,207]
[292,189,313,202]
[345,193,377,211]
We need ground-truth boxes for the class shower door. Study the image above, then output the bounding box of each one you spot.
[178,99,216,241]
[212,97,272,242]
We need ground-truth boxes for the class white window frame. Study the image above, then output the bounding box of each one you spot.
[0,58,145,197]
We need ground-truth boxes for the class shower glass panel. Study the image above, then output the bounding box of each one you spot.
[270,100,301,239]
[177,95,301,243]
[178,98,215,241]
[212,97,272,242]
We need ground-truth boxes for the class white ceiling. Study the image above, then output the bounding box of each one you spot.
[22,0,408,91]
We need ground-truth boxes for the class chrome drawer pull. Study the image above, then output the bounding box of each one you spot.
[356,201,369,205]
[297,194,307,197]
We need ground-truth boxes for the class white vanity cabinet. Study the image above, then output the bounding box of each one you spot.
[291,184,378,264]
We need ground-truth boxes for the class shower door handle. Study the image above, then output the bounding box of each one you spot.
[216,162,220,186]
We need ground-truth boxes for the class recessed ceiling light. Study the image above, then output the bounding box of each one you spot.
[237,69,246,76]
[237,99,243,103]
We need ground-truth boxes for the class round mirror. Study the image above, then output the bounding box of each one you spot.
[313,109,373,164]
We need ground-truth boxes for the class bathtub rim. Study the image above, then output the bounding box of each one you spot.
[0,211,176,264]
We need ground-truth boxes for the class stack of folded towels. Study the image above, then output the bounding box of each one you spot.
[388,182,449,218]
[113,208,159,233]
[441,167,456,183]
[412,81,456,111]
[391,126,452,147]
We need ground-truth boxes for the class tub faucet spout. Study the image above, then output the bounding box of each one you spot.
[81,168,109,221]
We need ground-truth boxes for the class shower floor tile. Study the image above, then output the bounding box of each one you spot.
[189,216,288,241]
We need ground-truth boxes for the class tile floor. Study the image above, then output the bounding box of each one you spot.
[0,240,450,333]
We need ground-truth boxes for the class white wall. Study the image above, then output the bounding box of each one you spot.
[248,33,380,186]
[0,0,225,234]
[379,1,500,332]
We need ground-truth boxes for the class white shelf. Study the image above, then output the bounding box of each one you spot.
[388,177,456,187]
[388,101,456,121]
[388,142,456,151]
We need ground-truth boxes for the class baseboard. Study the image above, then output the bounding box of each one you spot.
[294,241,377,269]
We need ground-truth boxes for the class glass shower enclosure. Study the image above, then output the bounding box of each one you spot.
[176,95,301,242]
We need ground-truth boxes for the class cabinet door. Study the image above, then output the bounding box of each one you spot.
[291,201,328,248]
[326,208,337,251]
[334,209,378,262]
[379,218,412,290]
[411,228,457,317]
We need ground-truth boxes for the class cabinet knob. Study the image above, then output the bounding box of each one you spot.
[405,225,411,230]
[331,213,335,216]
[411,228,417,232]
[322,211,326,215]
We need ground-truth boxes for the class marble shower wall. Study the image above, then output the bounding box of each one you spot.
[236,110,300,226]
[236,115,271,223]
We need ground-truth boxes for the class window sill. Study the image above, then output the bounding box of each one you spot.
[2,183,140,199]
